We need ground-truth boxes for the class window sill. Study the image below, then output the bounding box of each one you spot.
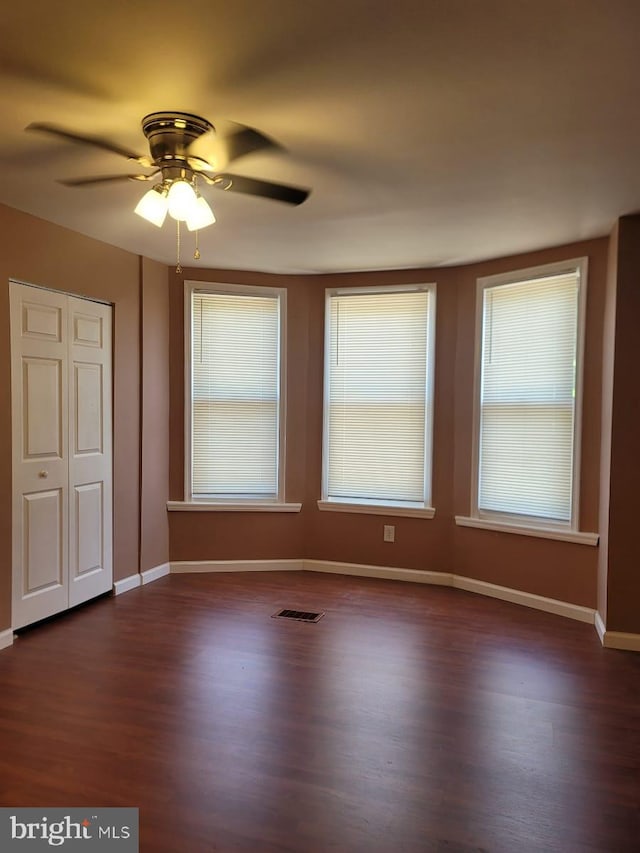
[455,515,598,546]
[317,500,435,519]
[167,501,302,513]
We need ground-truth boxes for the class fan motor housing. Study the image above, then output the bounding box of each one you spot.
[141,112,214,166]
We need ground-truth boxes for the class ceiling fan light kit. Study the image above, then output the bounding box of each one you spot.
[166,178,198,221]
[186,196,216,231]
[134,186,168,228]
[26,110,310,270]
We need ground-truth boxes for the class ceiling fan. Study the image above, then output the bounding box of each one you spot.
[26,111,311,232]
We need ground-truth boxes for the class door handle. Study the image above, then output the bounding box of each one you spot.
[38,470,48,479]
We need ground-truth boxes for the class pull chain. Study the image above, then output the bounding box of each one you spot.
[176,219,182,274]
[193,174,201,261]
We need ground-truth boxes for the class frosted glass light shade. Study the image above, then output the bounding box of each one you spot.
[186,196,216,231]
[167,179,197,221]
[134,187,168,227]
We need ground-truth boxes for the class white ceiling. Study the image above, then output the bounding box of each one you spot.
[1,0,639,273]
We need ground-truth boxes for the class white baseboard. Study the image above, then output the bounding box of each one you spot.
[141,562,170,585]
[602,631,640,652]
[113,574,142,595]
[452,575,596,624]
[9,558,628,650]
[596,617,640,652]
[305,559,453,586]
[169,557,595,627]
[307,561,594,623]
[171,559,304,574]
[595,611,606,644]
[0,628,14,651]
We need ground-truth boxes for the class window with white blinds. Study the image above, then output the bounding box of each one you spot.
[187,284,284,501]
[323,285,436,508]
[476,260,586,527]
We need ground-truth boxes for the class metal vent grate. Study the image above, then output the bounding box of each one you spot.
[272,608,324,623]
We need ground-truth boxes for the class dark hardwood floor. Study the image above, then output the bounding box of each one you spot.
[1,571,639,852]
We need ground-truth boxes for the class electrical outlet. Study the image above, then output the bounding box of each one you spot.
[383,524,395,543]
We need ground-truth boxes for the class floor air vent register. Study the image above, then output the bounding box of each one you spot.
[272,609,325,623]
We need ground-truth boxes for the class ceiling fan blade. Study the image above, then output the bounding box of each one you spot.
[222,124,282,164]
[27,123,153,167]
[187,123,282,171]
[57,174,156,187]
[209,173,310,205]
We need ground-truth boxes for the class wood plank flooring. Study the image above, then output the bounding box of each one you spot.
[1,571,639,852]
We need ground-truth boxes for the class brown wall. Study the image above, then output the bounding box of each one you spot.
[0,203,142,629]
[452,239,606,607]
[168,239,608,608]
[140,258,170,573]
[1,200,624,630]
[303,267,458,574]
[598,224,618,621]
[601,214,640,632]
[168,267,309,561]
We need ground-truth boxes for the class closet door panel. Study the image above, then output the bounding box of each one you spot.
[11,285,69,629]
[22,490,64,592]
[68,296,113,607]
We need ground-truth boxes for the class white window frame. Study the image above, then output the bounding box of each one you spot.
[318,283,437,518]
[466,258,589,538]
[178,280,298,512]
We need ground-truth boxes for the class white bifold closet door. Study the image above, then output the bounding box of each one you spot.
[10,282,113,630]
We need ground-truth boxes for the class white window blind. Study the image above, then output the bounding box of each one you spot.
[477,266,583,524]
[190,289,282,500]
[323,287,435,506]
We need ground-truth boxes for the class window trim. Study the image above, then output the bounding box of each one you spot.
[183,280,287,504]
[317,500,435,519]
[321,282,437,513]
[470,257,588,532]
[455,514,598,545]
[167,501,301,513]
